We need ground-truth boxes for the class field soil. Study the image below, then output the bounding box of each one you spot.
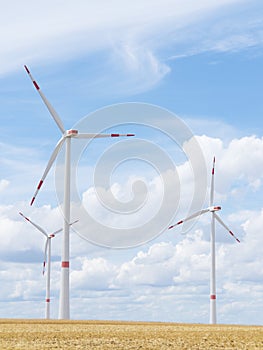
[0,319,262,349]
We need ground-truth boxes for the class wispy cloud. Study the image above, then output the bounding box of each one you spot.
[1,0,262,95]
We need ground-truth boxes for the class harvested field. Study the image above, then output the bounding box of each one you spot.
[0,319,262,349]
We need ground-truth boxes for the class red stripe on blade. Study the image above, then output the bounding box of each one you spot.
[46,298,50,302]
[62,261,69,268]
[33,81,40,90]
[127,134,135,136]
[30,197,35,206]
[177,220,183,225]
[111,134,120,137]
[37,180,43,190]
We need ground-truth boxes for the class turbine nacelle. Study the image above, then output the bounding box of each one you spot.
[208,206,221,212]
[66,129,78,137]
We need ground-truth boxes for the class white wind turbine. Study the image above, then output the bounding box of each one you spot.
[24,65,134,319]
[168,157,240,324]
[19,211,78,319]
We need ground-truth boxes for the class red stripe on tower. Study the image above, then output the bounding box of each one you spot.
[210,294,216,300]
[46,298,50,302]
[62,261,69,268]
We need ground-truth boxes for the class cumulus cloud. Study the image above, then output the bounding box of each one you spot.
[0,133,262,322]
[71,257,117,291]
[184,135,263,203]
[75,134,263,247]
[67,203,262,322]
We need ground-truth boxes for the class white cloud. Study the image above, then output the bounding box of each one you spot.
[184,135,263,203]
[71,257,117,291]
[1,0,262,96]
[0,132,262,323]
[109,44,171,94]
[75,134,263,247]
[113,242,176,288]
[82,174,165,229]
[67,203,262,322]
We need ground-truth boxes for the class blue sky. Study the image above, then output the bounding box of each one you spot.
[0,0,263,324]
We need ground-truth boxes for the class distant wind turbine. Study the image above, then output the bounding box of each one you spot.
[19,212,78,319]
[24,65,134,319]
[168,157,240,324]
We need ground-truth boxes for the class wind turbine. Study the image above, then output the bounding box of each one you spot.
[168,157,240,324]
[24,65,134,319]
[19,211,78,319]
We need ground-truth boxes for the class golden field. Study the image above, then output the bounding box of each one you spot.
[0,319,262,349]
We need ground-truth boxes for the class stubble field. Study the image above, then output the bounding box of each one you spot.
[0,319,262,349]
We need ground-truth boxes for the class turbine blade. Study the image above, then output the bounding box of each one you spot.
[19,212,48,237]
[214,213,240,243]
[70,219,79,226]
[30,136,65,205]
[210,156,215,206]
[52,219,79,236]
[76,133,135,139]
[52,228,63,236]
[24,65,65,134]
[43,238,49,275]
[168,208,210,230]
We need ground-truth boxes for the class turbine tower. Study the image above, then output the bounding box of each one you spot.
[168,157,240,324]
[19,212,78,319]
[24,65,134,319]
